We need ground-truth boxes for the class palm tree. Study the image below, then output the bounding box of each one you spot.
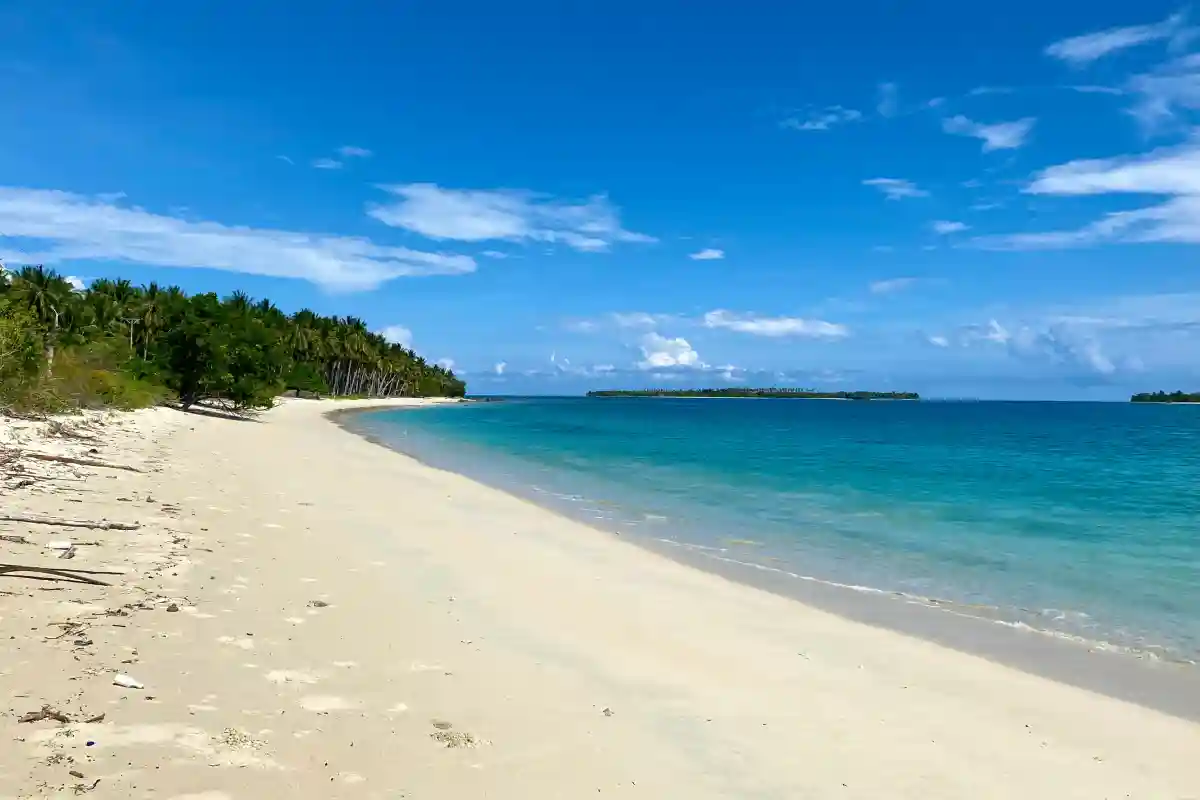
[10,265,72,368]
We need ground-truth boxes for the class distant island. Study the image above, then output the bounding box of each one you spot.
[1130,391,1200,404]
[587,388,919,400]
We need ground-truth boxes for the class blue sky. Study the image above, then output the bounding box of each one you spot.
[2,1,1199,399]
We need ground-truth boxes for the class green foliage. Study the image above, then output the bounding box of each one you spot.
[0,263,466,413]
[587,388,919,400]
[1130,390,1200,403]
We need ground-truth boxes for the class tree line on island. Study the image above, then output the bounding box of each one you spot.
[587,388,920,400]
[1130,391,1200,404]
[0,264,465,414]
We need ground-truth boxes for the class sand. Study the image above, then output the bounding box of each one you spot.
[2,397,1198,799]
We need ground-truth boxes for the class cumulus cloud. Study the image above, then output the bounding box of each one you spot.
[64,275,86,292]
[862,178,929,200]
[379,325,413,347]
[437,358,456,371]
[689,248,725,260]
[637,332,701,369]
[976,140,1200,249]
[368,184,655,252]
[780,106,862,131]
[494,361,507,375]
[1045,10,1193,66]
[931,220,970,234]
[942,115,1036,151]
[703,310,849,338]
[956,318,1119,376]
[0,186,474,291]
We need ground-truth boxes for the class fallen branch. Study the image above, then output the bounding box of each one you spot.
[14,452,142,473]
[18,705,71,724]
[0,513,139,531]
[0,563,122,587]
[0,535,31,545]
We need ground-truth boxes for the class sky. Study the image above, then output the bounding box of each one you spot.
[2,1,1199,399]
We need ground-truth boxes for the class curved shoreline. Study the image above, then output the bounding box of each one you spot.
[339,402,1200,723]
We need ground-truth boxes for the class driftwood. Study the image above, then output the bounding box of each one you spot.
[14,451,142,473]
[0,513,139,531]
[0,563,122,586]
[0,535,31,544]
[18,705,72,724]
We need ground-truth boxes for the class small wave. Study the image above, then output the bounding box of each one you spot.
[654,538,1198,666]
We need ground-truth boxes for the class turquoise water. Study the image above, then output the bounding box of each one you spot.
[351,398,1200,663]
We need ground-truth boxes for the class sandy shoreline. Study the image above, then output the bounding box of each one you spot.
[3,398,1199,798]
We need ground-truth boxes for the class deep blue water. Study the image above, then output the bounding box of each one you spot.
[351,398,1200,663]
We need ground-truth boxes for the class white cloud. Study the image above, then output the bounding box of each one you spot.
[0,186,475,291]
[611,312,671,328]
[927,335,950,347]
[869,277,917,294]
[637,332,701,369]
[931,220,970,234]
[688,248,725,260]
[437,358,456,371]
[862,178,929,200]
[379,325,413,347]
[958,319,1118,376]
[64,275,86,292]
[781,106,862,131]
[1126,53,1200,132]
[978,140,1200,249]
[480,250,509,259]
[337,146,372,158]
[493,361,507,375]
[942,115,1036,151]
[368,184,655,252]
[311,158,343,170]
[876,82,899,117]
[1044,11,1191,66]
[703,310,849,339]
[275,155,295,165]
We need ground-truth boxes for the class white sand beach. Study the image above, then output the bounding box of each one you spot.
[2,397,1199,799]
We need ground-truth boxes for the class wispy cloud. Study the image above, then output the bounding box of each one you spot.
[1045,10,1193,66]
[1126,53,1200,133]
[311,158,343,170]
[368,184,655,252]
[942,115,1036,151]
[932,220,970,234]
[0,186,475,291]
[337,145,373,158]
[275,155,295,165]
[976,140,1200,249]
[956,319,1120,376]
[869,277,918,294]
[611,312,675,328]
[781,105,862,131]
[703,310,849,338]
[862,177,929,200]
[688,248,725,260]
[379,325,413,347]
[876,82,899,117]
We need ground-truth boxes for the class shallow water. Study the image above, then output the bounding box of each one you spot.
[350,398,1200,665]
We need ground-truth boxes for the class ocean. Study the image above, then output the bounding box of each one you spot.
[347,397,1200,667]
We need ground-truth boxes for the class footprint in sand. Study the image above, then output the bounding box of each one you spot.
[266,670,320,685]
[299,695,356,712]
[216,635,255,651]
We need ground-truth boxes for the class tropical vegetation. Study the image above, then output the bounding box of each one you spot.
[587,388,919,400]
[0,264,464,413]
[1130,391,1200,404]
